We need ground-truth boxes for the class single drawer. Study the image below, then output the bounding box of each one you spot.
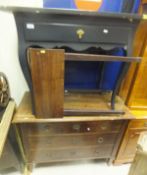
[25,133,118,150]
[27,145,113,163]
[129,119,147,129]
[24,23,129,44]
[20,121,122,136]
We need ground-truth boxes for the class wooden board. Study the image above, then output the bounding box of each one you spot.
[0,101,15,157]
[127,43,147,109]
[64,91,125,115]
[12,92,134,123]
[65,53,141,62]
[119,20,147,103]
[28,48,64,118]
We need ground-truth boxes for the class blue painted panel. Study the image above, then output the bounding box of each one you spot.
[43,0,71,8]
[43,0,133,13]
[98,0,124,12]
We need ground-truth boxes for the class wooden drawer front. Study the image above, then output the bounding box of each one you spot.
[21,121,122,136]
[129,120,147,129]
[25,133,118,149]
[27,145,113,163]
[119,129,146,159]
[24,23,129,44]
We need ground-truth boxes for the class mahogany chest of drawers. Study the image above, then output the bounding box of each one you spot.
[13,92,134,172]
[18,120,125,171]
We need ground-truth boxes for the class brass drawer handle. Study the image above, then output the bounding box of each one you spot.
[72,124,81,131]
[130,132,140,138]
[47,139,52,144]
[97,137,104,144]
[95,149,100,155]
[72,138,79,145]
[70,151,77,156]
[101,126,107,130]
[43,125,50,132]
[76,29,85,39]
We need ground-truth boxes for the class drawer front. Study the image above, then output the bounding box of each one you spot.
[27,145,113,163]
[25,133,118,150]
[119,129,147,160]
[24,23,129,44]
[129,120,147,129]
[20,121,122,136]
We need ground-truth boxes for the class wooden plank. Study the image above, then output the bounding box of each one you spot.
[12,92,135,123]
[28,48,64,118]
[64,109,125,116]
[0,101,15,157]
[127,44,147,109]
[65,53,141,62]
[119,20,147,102]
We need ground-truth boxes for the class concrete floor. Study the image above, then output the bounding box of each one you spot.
[0,160,130,175]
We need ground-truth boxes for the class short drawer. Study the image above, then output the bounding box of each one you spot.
[129,119,147,129]
[25,133,118,150]
[27,145,113,163]
[20,121,122,136]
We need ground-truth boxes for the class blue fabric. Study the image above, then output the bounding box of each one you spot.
[65,48,125,91]
[132,0,141,13]
[100,48,125,90]
[65,61,100,89]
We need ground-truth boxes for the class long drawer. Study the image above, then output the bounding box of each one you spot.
[20,121,123,136]
[24,23,129,44]
[24,133,118,150]
[27,145,113,163]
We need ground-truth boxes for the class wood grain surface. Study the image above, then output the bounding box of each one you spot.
[28,48,64,118]
[13,92,134,123]
[65,53,141,62]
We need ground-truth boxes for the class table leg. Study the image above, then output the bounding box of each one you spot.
[111,62,130,110]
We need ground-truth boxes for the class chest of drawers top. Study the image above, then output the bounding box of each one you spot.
[13,92,134,123]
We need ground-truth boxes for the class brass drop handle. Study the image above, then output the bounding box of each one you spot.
[47,139,52,144]
[130,132,140,138]
[44,125,50,132]
[70,151,77,156]
[101,125,107,130]
[97,137,104,144]
[73,124,81,131]
[95,149,100,155]
[76,29,85,39]
[72,137,79,145]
